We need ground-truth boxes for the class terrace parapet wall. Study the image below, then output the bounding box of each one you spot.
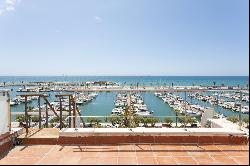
[17,128,249,145]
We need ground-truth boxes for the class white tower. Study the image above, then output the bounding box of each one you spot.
[0,90,10,135]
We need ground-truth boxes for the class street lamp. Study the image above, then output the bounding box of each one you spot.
[184,88,187,128]
[239,91,242,129]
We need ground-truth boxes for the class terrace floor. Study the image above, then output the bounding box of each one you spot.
[0,144,249,165]
[18,128,59,139]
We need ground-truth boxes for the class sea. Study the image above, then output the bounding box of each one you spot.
[0,76,249,122]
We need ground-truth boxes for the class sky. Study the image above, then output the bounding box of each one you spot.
[0,0,249,76]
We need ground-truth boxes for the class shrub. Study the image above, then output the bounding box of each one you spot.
[105,116,122,127]
[133,115,142,127]
[178,116,189,126]
[31,116,40,122]
[178,116,196,127]
[205,121,211,128]
[139,117,160,127]
[163,117,173,127]
[50,117,60,123]
[87,117,101,127]
[243,117,249,124]
[27,106,34,112]
[187,117,197,125]
[15,115,26,123]
[139,117,150,127]
[148,117,160,127]
[227,116,239,123]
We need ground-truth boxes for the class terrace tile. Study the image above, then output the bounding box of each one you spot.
[194,155,218,165]
[137,157,158,165]
[231,156,249,165]
[95,157,118,165]
[173,156,198,165]
[0,144,248,165]
[210,155,238,165]
[156,157,177,165]
[117,157,138,165]
[77,157,99,165]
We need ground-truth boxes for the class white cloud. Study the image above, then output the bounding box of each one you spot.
[0,0,20,16]
[5,0,17,6]
[94,16,103,22]
[6,6,15,11]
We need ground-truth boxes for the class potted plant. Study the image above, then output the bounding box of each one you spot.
[87,117,101,128]
[148,117,160,127]
[163,117,173,127]
[227,116,239,123]
[105,116,122,127]
[188,117,198,128]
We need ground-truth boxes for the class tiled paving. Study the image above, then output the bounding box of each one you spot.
[18,128,59,139]
[0,144,249,165]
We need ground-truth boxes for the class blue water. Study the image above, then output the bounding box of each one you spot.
[1,76,248,122]
[80,92,116,116]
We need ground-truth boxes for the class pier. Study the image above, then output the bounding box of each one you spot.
[0,80,248,93]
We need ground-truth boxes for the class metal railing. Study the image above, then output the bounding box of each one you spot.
[15,90,247,133]
[52,115,201,129]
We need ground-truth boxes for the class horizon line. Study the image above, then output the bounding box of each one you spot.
[0,75,249,77]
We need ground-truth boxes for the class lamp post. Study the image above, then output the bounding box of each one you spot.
[176,111,178,127]
[184,89,187,128]
[239,91,242,129]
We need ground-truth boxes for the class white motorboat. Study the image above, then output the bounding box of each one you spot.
[241,106,249,114]
[10,101,18,106]
[134,111,152,117]
[111,108,124,115]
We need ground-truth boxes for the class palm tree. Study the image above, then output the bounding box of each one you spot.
[175,110,180,127]
[212,81,216,87]
[122,108,130,127]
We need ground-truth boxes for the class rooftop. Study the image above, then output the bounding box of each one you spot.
[0,144,249,165]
